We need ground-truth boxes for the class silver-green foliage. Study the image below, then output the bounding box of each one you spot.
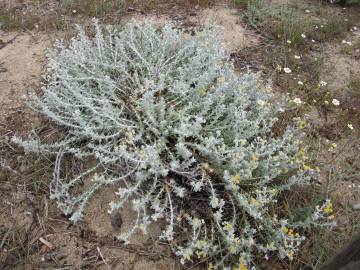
[13,20,333,268]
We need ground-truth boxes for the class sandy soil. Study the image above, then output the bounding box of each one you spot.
[324,27,360,97]
[1,1,359,270]
[188,7,259,50]
[0,32,47,135]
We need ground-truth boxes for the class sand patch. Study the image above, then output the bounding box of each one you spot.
[189,7,259,50]
[84,186,163,245]
[0,32,48,128]
[325,46,360,95]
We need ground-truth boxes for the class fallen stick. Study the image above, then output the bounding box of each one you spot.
[97,246,111,270]
[39,237,55,250]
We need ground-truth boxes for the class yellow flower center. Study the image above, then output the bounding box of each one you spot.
[324,202,333,214]
[231,174,241,184]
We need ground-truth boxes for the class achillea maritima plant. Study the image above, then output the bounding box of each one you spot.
[13,20,335,269]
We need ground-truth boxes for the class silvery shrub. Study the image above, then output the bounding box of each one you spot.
[13,19,335,269]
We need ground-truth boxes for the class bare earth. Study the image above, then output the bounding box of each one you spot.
[0,1,359,270]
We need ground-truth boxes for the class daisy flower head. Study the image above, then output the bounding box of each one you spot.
[319,80,327,87]
[293,97,302,105]
[283,67,292,74]
[332,99,340,106]
[342,40,352,46]
[257,99,266,107]
[328,143,337,152]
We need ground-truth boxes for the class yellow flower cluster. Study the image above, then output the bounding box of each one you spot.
[232,258,248,270]
[291,147,310,167]
[286,250,294,258]
[323,201,335,220]
[283,227,300,238]
[323,201,333,214]
[282,226,301,259]
[231,174,241,184]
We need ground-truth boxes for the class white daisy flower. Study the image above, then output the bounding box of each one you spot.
[332,99,340,106]
[293,98,302,105]
[319,80,327,87]
[283,67,292,74]
[257,100,266,106]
